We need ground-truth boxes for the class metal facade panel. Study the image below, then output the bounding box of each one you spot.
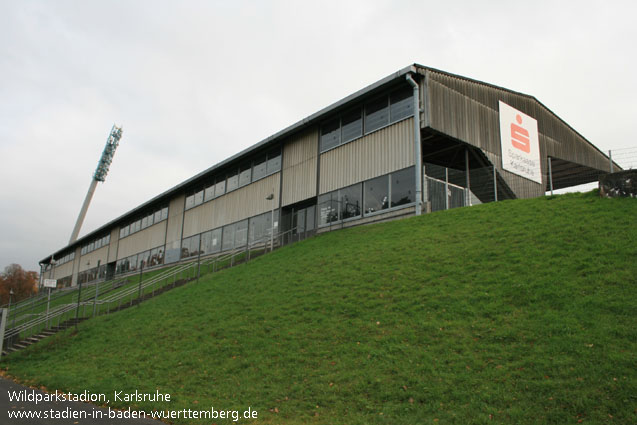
[181,173,281,233]
[319,118,415,194]
[79,246,109,272]
[107,227,119,263]
[116,221,168,259]
[165,194,185,247]
[427,70,610,173]
[282,127,319,206]
[53,261,74,280]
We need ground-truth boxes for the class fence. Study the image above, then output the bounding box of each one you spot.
[0,227,302,358]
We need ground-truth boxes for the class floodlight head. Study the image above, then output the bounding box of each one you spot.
[93,124,123,182]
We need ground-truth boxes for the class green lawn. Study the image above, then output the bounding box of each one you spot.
[3,191,636,424]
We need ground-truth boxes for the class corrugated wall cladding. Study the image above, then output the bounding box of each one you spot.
[107,228,119,263]
[117,221,167,260]
[79,246,109,272]
[282,128,318,206]
[183,173,280,237]
[320,118,414,194]
[426,70,610,190]
[165,195,185,247]
[53,261,74,280]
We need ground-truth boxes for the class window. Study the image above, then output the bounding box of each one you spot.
[161,207,169,221]
[252,155,267,181]
[318,192,339,226]
[365,96,389,134]
[201,228,222,254]
[147,213,154,227]
[340,183,362,220]
[364,175,389,214]
[306,206,316,231]
[390,86,413,122]
[239,163,251,187]
[222,223,235,251]
[320,118,341,152]
[194,189,204,206]
[185,194,195,209]
[235,219,248,248]
[214,178,226,198]
[141,216,148,229]
[154,210,162,223]
[249,211,278,244]
[266,148,281,174]
[226,170,239,192]
[204,183,215,202]
[341,108,362,143]
[391,167,415,207]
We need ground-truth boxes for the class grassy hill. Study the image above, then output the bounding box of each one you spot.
[3,191,636,424]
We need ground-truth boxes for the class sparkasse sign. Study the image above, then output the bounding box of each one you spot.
[499,101,542,184]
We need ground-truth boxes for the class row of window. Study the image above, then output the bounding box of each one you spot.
[320,85,413,152]
[78,265,107,285]
[185,149,282,210]
[181,210,280,259]
[318,167,415,226]
[116,245,166,274]
[55,251,76,266]
[119,206,169,239]
[81,234,111,256]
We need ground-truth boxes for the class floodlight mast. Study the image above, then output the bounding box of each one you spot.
[68,124,123,245]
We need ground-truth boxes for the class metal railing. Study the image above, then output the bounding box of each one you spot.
[0,227,305,357]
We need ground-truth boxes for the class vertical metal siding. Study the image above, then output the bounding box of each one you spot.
[282,127,319,206]
[53,261,74,280]
[319,118,414,194]
[79,246,109,272]
[107,227,119,263]
[426,70,610,198]
[116,220,168,260]
[182,172,281,236]
[164,194,185,251]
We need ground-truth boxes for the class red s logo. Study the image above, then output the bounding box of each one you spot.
[511,114,530,153]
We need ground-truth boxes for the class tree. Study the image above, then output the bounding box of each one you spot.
[0,264,38,305]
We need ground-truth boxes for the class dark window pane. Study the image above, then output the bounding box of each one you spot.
[239,163,252,187]
[157,246,165,264]
[318,192,339,226]
[194,189,204,206]
[341,108,362,143]
[266,149,281,174]
[190,234,201,257]
[226,171,239,192]
[235,219,248,248]
[222,223,235,251]
[252,155,267,181]
[320,118,340,152]
[391,167,415,207]
[150,248,159,266]
[214,179,226,197]
[390,86,413,122]
[306,205,315,230]
[204,184,215,202]
[365,96,389,133]
[206,228,222,253]
[340,183,362,219]
[185,194,195,209]
[249,213,267,244]
[364,175,389,214]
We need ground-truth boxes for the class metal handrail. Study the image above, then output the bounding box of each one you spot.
[2,227,309,354]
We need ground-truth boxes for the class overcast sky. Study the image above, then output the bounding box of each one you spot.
[1,0,635,273]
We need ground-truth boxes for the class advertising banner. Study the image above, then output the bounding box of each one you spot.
[499,101,542,184]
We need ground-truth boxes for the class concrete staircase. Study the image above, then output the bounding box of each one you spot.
[2,317,87,356]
